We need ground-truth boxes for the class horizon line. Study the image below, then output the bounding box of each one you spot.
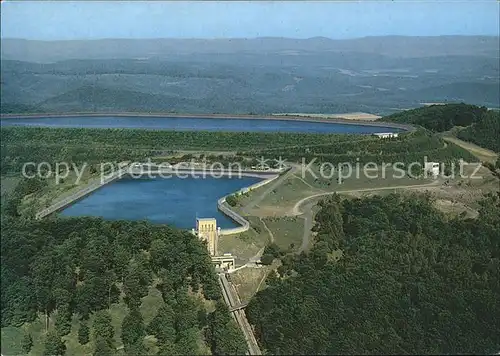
[2,34,500,42]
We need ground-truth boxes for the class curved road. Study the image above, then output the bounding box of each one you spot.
[291,180,442,252]
[290,180,441,216]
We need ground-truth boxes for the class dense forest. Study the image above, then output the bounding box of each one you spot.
[458,110,500,153]
[382,103,488,132]
[1,213,247,354]
[246,193,500,354]
[244,129,479,166]
[1,126,478,177]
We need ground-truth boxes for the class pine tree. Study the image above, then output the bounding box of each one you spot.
[78,322,90,345]
[121,307,145,348]
[93,337,115,356]
[42,332,66,356]
[21,332,33,354]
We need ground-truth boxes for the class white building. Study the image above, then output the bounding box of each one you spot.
[424,162,440,177]
[373,132,399,139]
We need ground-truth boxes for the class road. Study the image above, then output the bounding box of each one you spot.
[290,180,441,216]
[298,201,315,253]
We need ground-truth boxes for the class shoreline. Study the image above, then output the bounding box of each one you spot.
[0,111,414,131]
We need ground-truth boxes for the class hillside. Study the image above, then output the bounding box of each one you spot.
[1,36,499,115]
[1,212,247,355]
[381,103,488,132]
[379,104,499,159]
[457,110,500,153]
[2,36,498,62]
[246,193,500,354]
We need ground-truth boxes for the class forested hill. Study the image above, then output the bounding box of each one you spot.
[381,103,488,132]
[246,193,500,355]
[2,37,499,114]
[1,215,247,355]
[457,110,500,153]
[381,103,500,154]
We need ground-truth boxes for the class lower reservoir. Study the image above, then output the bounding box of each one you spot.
[60,176,262,229]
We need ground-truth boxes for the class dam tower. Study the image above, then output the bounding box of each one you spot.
[195,217,220,256]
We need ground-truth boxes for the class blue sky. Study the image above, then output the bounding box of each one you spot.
[1,1,499,40]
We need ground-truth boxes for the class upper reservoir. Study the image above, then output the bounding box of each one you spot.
[0,115,405,134]
[60,176,262,229]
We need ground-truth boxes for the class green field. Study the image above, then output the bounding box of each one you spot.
[262,216,304,251]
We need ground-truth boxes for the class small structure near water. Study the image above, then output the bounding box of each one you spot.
[372,132,399,138]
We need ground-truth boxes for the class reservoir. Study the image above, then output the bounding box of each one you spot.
[0,115,404,134]
[60,176,262,229]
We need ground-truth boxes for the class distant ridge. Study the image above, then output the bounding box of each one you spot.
[1,36,498,63]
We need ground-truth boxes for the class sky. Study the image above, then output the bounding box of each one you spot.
[1,1,499,40]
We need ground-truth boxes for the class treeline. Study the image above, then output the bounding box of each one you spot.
[0,142,152,175]
[246,193,500,354]
[1,126,479,178]
[1,126,357,152]
[1,176,48,218]
[246,130,442,157]
[458,110,500,153]
[382,103,488,132]
[0,103,44,114]
[246,131,478,167]
[1,216,247,355]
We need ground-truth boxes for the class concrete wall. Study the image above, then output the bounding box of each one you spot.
[218,172,283,235]
[35,167,129,219]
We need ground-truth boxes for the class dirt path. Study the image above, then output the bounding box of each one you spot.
[292,173,325,191]
[290,180,441,216]
[259,217,275,243]
[443,135,498,164]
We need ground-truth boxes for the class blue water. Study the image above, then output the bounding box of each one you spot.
[60,176,262,229]
[0,116,403,134]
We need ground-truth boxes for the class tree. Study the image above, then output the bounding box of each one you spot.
[121,307,145,348]
[55,306,72,336]
[226,194,238,207]
[123,262,149,308]
[157,341,178,356]
[78,322,90,345]
[42,332,66,356]
[263,243,282,258]
[174,327,199,355]
[93,337,115,356]
[207,301,247,355]
[113,244,131,281]
[147,304,176,344]
[260,254,274,265]
[124,341,146,356]
[21,331,33,354]
[92,311,114,341]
